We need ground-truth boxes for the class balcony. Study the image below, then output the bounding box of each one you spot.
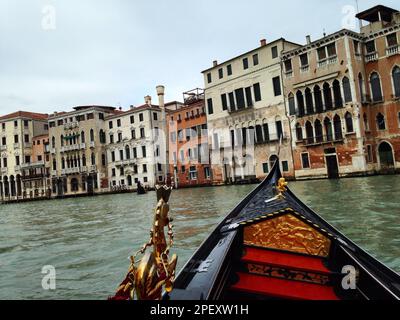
[285,70,293,79]
[90,141,95,148]
[300,65,310,73]
[60,144,83,153]
[24,142,32,149]
[51,170,57,176]
[50,148,56,154]
[228,105,253,114]
[297,134,344,147]
[365,52,378,62]
[0,145,7,151]
[20,160,45,169]
[89,165,97,172]
[13,143,20,149]
[1,167,7,175]
[61,167,80,175]
[386,45,399,57]
[64,122,79,130]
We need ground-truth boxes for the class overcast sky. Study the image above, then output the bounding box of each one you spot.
[0,0,398,115]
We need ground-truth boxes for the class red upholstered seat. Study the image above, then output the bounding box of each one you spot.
[231,272,340,300]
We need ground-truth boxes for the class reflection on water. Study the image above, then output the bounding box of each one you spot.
[0,175,399,299]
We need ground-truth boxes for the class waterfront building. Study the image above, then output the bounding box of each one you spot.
[105,96,166,190]
[357,5,400,173]
[48,106,120,197]
[20,134,51,199]
[167,89,211,188]
[282,4,400,179]
[0,111,49,201]
[203,39,300,185]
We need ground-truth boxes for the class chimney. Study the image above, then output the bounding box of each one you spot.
[130,105,135,110]
[156,85,165,109]
[306,35,311,45]
[260,39,267,47]
[213,60,218,67]
[144,95,152,105]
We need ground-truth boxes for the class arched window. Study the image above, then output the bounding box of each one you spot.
[334,115,343,140]
[60,135,64,147]
[305,88,314,114]
[392,66,400,98]
[127,175,132,186]
[90,129,95,142]
[82,155,87,167]
[305,121,314,144]
[345,112,354,133]
[52,137,55,148]
[333,80,343,108]
[363,113,369,131]
[315,119,323,143]
[125,146,131,159]
[296,91,305,117]
[314,85,323,113]
[91,153,96,165]
[102,153,106,166]
[81,131,85,144]
[370,72,383,102]
[323,83,333,110]
[324,117,333,141]
[358,73,365,101]
[342,77,352,103]
[295,123,303,141]
[61,157,65,169]
[288,93,296,115]
[99,130,106,144]
[377,113,386,130]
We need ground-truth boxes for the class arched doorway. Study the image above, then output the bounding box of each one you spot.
[10,176,16,197]
[378,142,395,170]
[16,175,22,197]
[3,176,9,197]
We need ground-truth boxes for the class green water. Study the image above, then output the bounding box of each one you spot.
[0,175,399,300]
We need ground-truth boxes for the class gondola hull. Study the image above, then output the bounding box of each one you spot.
[164,163,400,301]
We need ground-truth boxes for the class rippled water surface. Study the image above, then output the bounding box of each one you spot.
[0,175,399,299]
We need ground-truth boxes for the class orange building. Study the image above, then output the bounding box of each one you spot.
[167,89,211,188]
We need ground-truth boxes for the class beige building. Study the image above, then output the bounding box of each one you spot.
[106,96,166,190]
[48,106,119,197]
[0,111,49,201]
[203,38,300,184]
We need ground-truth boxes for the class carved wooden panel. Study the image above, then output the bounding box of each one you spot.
[243,214,331,257]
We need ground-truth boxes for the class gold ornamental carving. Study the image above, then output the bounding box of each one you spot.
[244,214,331,257]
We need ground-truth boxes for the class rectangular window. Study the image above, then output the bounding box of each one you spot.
[140,128,145,138]
[14,121,18,128]
[14,135,19,143]
[99,113,104,120]
[245,87,253,107]
[131,129,136,139]
[301,153,310,169]
[109,121,113,129]
[218,68,223,79]
[367,145,373,163]
[130,115,134,124]
[133,148,137,159]
[365,40,376,53]
[300,53,308,66]
[204,167,211,179]
[243,57,249,70]
[109,134,114,144]
[111,151,115,162]
[254,83,262,102]
[139,113,144,122]
[112,168,116,177]
[153,112,158,121]
[235,88,245,109]
[207,98,214,115]
[228,92,236,111]
[317,47,327,61]
[207,73,212,83]
[16,156,20,166]
[284,59,292,72]
[387,33,398,47]
[227,64,232,76]
[143,164,148,173]
[327,43,336,57]
[24,120,29,127]
[271,46,278,58]
[282,161,289,172]
[118,133,122,142]
[272,76,282,96]
[253,54,259,66]
[262,163,269,174]
[221,94,228,111]
[24,135,29,143]
[119,150,124,161]
[353,40,360,54]
[1,123,5,130]
[142,146,146,158]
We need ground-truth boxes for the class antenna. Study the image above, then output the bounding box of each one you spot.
[355,0,363,29]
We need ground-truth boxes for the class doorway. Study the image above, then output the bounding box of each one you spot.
[325,149,339,179]
[378,142,395,170]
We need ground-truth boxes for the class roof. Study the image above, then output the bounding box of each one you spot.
[73,105,116,112]
[105,104,161,120]
[201,38,301,73]
[0,111,49,122]
[356,5,398,22]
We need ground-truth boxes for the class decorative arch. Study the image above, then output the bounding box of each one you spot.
[296,90,305,116]
[392,65,400,98]
[370,71,383,102]
[342,76,352,103]
[314,119,323,143]
[378,141,395,169]
[345,112,354,133]
[333,114,343,140]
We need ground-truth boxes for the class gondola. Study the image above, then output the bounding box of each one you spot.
[136,182,147,195]
[111,162,400,301]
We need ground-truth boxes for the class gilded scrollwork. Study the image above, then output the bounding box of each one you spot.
[244,214,331,257]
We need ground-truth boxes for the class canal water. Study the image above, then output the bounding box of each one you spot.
[0,175,399,300]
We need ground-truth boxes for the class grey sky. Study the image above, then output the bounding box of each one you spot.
[0,0,398,115]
